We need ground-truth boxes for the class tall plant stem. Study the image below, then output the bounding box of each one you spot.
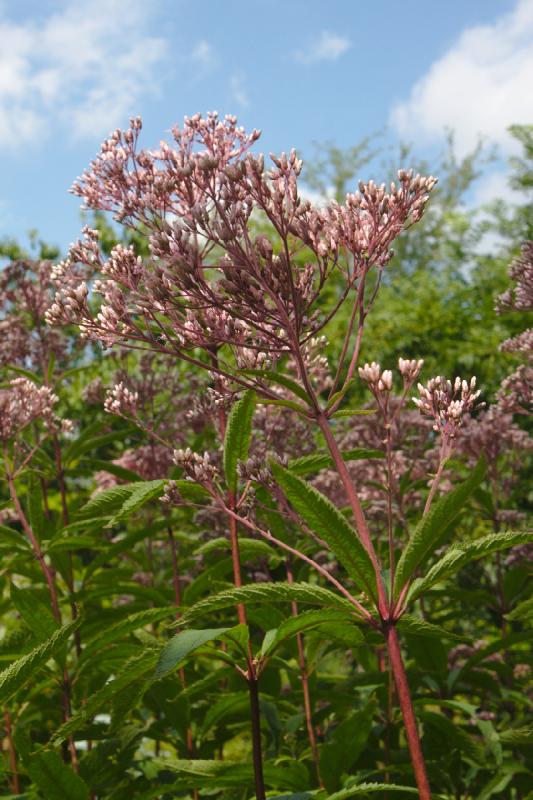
[423,457,446,516]
[6,470,61,622]
[5,467,78,768]
[385,422,396,589]
[53,436,82,658]
[385,625,432,799]
[228,504,247,626]
[286,561,323,787]
[247,669,266,800]
[166,525,195,761]
[214,355,265,799]
[316,416,432,794]
[3,710,20,794]
[316,414,389,617]
[227,504,266,800]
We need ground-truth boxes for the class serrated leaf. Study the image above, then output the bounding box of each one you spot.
[84,606,177,652]
[201,691,250,735]
[106,479,165,526]
[10,583,58,640]
[320,702,375,791]
[408,529,533,604]
[238,369,312,405]
[195,536,279,561]
[220,623,250,658]
[506,594,533,621]
[499,727,533,744]
[419,710,484,764]
[0,524,30,551]
[256,396,309,414]
[271,462,376,597]
[181,582,355,624]
[223,390,256,494]
[27,750,89,800]
[155,628,231,678]
[398,614,466,641]
[0,619,80,705]
[393,459,486,600]
[327,783,420,799]
[78,484,137,519]
[288,448,383,476]
[51,650,158,744]
[261,609,360,657]
[140,757,309,792]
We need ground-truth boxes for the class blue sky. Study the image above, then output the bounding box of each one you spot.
[0,0,531,253]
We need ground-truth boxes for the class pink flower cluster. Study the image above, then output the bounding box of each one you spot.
[46,113,436,381]
[0,378,59,443]
[413,376,481,438]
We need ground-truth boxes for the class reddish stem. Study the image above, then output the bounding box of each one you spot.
[53,436,82,658]
[385,625,432,799]
[316,414,389,617]
[166,526,194,759]
[286,561,323,787]
[4,710,20,794]
[6,470,61,623]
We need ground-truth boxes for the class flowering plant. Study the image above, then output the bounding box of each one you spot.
[0,114,530,799]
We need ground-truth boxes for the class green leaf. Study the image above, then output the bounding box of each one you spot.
[5,364,42,383]
[220,623,250,658]
[27,750,89,800]
[155,628,231,678]
[408,529,533,604]
[271,462,376,598]
[256,396,310,414]
[181,582,355,624]
[506,595,533,622]
[499,727,533,744]
[78,484,137,519]
[331,408,376,418]
[223,390,256,494]
[288,448,383,476]
[140,757,309,792]
[398,614,466,641]
[320,702,375,791]
[0,524,30,551]
[261,609,361,657]
[419,710,484,763]
[51,650,159,744]
[0,619,80,705]
[106,479,165,526]
[195,536,279,562]
[10,583,58,641]
[63,423,134,466]
[238,369,312,405]
[325,378,358,410]
[84,606,177,652]
[393,459,486,600]
[201,692,251,735]
[327,783,421,799]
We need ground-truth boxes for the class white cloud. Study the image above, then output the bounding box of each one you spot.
[390,0,533,157]
[229,72,249,108]
[0,0,168,147]
[295,30,351,64]
[191,40,215,69]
